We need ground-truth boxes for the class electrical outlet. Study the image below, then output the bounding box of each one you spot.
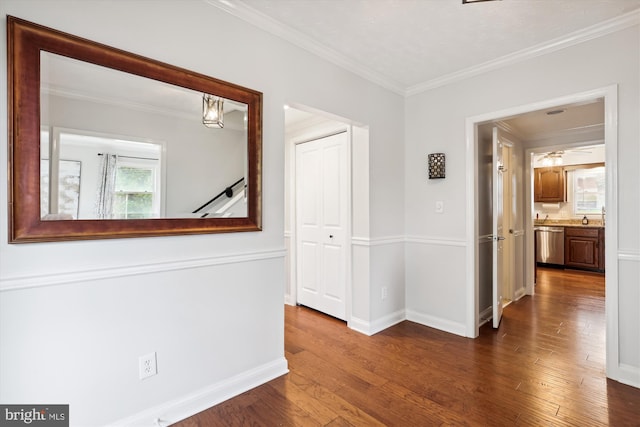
[381,286,388,300]
[139,352,157,380]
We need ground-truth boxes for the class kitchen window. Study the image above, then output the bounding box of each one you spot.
[570,166,605,215]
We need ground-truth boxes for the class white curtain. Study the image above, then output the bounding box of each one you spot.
[95,153,118,219]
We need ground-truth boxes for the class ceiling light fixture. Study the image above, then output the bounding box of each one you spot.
[203,94,224,128]
[541,151,563,167]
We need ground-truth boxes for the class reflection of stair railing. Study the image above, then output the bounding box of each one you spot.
[192,177,245,218]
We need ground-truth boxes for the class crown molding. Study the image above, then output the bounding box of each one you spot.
[204,0,406,95]
[405,9,640,96]
[205,1,639,98]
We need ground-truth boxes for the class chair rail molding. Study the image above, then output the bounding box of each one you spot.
[0,249,286,292]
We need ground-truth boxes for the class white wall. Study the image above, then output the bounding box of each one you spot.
[0,1,404,425]
[405,24,640,384]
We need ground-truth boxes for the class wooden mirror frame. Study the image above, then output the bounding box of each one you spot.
[7,16,262,243]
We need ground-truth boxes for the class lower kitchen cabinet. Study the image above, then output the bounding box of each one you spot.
[564,227,605,272]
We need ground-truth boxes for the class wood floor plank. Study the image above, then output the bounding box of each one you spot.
[174,267,640,426]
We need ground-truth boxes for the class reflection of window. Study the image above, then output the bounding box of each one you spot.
[573,166,605,215]
[113,158,160,219]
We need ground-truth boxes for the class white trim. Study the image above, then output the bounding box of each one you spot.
[349,309,406,336]
[351,236,405,247]
[618,250,640,262]
[0,249,286,292]
[405,309,467,337]
[406,10,640,96]
[514,286,526,301]
[405,236,467,247]
[347,316,371,335]
[352,235,467,248]
[603,85,619,380]
[616,364,640,389]
[107,357,288,427]
[465,85,620,379]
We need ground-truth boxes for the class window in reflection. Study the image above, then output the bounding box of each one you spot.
[41,128,164,220]
[113,158,161,219]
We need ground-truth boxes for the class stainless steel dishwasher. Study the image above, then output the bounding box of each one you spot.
[535,226,565,265]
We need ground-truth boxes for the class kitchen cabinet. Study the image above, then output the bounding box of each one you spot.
[564,227,604,272]
[534,167,565,202]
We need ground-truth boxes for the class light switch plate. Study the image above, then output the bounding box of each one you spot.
[435,201,444,214]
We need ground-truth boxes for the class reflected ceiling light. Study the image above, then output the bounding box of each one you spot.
[541,151,563,166]
[203,94,224,128]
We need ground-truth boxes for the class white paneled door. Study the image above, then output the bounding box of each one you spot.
[295,132,348,320]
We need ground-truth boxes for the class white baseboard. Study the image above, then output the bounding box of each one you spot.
[614,363,640,389]
[349,309,406,336]
[514,287,527,301]
[405,309,466,337]
[108,358,288,427]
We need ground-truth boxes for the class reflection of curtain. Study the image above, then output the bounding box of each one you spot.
[95,154,118,219]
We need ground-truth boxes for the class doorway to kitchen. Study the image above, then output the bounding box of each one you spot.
[465,85,618,378]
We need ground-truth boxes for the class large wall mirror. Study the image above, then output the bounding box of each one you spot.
[8,16,262,242]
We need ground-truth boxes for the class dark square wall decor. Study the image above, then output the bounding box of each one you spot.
[428,153,446,179]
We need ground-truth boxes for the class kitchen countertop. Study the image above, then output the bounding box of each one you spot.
[533,219,604,228]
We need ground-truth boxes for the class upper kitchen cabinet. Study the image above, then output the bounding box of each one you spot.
[534,167,565,202]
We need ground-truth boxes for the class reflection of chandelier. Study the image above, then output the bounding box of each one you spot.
[542,151,563,166]
[202,94,224,128]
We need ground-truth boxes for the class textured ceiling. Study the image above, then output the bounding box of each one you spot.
[217,0,640,93]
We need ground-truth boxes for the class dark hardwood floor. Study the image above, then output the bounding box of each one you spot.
[175,267,640,426]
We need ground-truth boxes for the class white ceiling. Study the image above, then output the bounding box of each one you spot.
[502,98,605,139]
[212,0,640,94]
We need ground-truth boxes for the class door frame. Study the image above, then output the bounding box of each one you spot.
[491,127,506,328]
[464,85,618,378]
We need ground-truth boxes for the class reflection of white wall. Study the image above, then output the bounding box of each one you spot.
[43,93,246,217]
